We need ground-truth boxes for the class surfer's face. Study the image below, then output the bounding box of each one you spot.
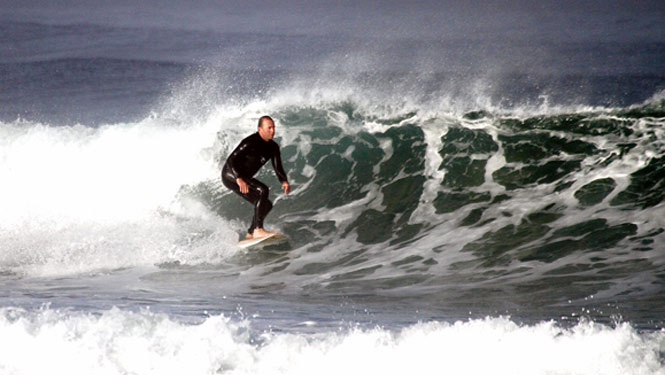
[258,119,275,141]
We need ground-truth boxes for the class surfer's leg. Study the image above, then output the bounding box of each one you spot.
[222,169,274,235]
[243,178,273,234]
[221,168,263,234]
[221,167,241,195]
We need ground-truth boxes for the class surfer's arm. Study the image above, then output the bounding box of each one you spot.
[271,145,290,195]
[271,145,289,183]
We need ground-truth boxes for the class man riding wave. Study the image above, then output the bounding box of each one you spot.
[221,116,291,239]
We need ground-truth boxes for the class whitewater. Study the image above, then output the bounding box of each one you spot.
[2,1,665,374]
[0,308,663,375]
[2,86,664,374]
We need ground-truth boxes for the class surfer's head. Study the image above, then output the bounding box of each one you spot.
[258,115,275,141]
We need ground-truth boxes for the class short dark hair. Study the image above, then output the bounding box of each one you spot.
[258,115,273,128]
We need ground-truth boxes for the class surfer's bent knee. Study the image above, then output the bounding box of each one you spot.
[255,183,269,199]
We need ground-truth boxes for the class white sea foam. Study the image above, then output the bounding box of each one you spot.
[0,307,663,375]
[0,116,242,276]
[0,94,304,277]
[0,118,219,224]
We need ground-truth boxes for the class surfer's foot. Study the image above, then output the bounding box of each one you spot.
[245,233,253,240]
[252,228,276,239]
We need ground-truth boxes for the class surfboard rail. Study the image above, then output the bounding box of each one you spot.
[238,233,287,249]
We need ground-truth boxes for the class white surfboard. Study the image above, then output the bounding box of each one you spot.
[238,233,287,249]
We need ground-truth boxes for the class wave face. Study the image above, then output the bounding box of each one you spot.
[3,82,663,311]
[195,91,665,305]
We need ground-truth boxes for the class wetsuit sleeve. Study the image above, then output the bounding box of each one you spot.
[226,137,250,180]
[271,144,288,183]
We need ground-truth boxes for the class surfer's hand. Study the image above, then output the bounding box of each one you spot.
[236,178,249,194]
[282,181,291,195]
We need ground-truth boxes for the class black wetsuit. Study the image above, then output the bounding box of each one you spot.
[221,132,288,234]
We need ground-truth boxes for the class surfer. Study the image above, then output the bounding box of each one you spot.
[221,116,291,239]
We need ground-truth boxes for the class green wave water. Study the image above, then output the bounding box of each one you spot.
[185,96,665,311]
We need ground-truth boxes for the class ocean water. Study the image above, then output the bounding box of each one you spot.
[2,1,665,374]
